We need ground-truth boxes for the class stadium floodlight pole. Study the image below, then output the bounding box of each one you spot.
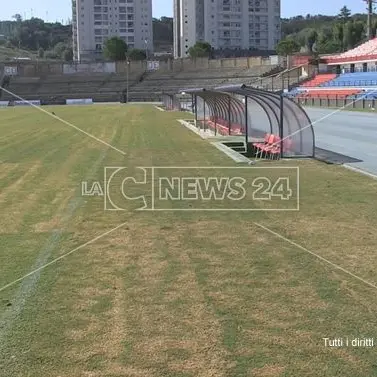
[203,99,206,132]
[194,95,198,126]
[228,96,231,135]
[365,0,377,39]
[145,39,149,61]
[126,58,130,103]
[244,95,248,153]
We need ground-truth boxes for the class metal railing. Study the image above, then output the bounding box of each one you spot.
[322,79,377,87]
[324,66,377,74]
[294,96,377,109]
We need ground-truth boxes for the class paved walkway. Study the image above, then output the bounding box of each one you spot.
[305,107,377,176]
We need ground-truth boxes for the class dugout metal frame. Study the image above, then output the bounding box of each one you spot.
[162,93,181,111]
[181,84,315,158]
[162,92,194,112]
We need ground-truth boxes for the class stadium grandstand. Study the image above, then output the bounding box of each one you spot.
[286,37,377,103]
[127,65,286,102]
[0,70,146,104]
[4,36,377,108]
[0,55,308,105]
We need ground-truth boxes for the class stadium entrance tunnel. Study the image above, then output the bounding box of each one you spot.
[180,85,315,158]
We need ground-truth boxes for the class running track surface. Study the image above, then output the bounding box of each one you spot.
[305,107,377,176]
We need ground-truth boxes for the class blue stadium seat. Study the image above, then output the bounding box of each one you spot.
[321,72,377,87]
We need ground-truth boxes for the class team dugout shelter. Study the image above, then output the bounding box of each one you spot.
[179,84,315,159]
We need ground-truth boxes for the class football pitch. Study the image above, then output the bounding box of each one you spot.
[1,104,377,377]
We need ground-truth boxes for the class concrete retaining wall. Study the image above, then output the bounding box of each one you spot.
[3,55,279,77]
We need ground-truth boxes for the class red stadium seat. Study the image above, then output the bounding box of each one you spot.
[253,133,271,149]
[298,89,362,99]
[302,74,337,88]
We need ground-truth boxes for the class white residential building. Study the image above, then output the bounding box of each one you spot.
[174,0,281,58]
[72,0,153,62]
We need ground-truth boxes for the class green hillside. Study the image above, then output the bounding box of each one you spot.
[0,45,37,61]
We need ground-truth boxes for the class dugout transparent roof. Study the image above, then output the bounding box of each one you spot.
[181,85,315,158]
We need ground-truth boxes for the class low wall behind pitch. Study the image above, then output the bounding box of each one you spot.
[4,55,281,78]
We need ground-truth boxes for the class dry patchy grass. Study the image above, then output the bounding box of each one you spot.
[2,106,377,377]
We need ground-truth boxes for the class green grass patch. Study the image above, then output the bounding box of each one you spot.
[1,104,377,376]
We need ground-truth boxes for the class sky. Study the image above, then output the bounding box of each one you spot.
[0,0,370,22]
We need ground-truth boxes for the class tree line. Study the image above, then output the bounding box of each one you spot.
[1,8,375,60]
[0,15,173,61]
[178,6,375,59]
[0,15,73,60]
[102,37,147,61]
[277,6,377,56]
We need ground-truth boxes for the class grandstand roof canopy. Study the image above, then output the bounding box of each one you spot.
[326,38,377,65]
[180,84,315,158]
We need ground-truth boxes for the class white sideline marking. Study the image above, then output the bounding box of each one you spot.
[343,164,377,180]
[0,220,130,294]
[178,119,212,139]
[127,102,162,105]
[0,86,127,156]
[254,222,377,290]
[179,120,251,163]
[0,141,118,357]
[154,105,165,111]
[179,119,250,163]
[211,142,250,163]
